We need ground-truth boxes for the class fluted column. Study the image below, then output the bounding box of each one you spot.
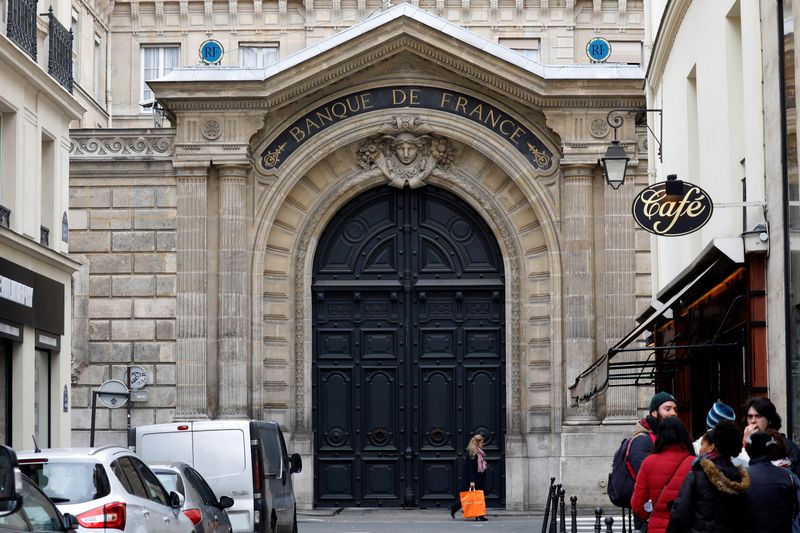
[603,176,639,419]
[175,163,210,420]
[217,163,249,418]
[562,163,599,422]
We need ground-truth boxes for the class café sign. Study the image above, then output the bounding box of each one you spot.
[632,180,713,237]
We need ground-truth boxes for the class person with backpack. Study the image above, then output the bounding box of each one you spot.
[608,391,678,531]
[631,417,695,533]
[743,397,800,477]
[741,431,798,533]
[666,420,751,533]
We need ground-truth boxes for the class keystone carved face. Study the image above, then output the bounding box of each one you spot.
[393,133,423,164]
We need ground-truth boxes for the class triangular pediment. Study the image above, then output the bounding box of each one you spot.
[152,3,643,112]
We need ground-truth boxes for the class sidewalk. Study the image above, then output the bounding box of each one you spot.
[298,507,543,518]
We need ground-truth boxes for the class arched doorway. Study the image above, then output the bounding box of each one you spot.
[312,184,506,508]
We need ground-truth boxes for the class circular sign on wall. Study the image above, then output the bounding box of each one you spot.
[586,37,612,63]
[632,180,714,237]
[97,379,129,409]
[199,39,224,64]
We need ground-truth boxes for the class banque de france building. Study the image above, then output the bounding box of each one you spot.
[69,1,650,510]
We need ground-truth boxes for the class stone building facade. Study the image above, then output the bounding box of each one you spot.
[69,0,651,510]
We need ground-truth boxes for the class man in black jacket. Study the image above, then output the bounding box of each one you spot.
[741,432,797,533]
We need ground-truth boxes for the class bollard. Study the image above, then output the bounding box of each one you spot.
[594,507,603,533]
[604,516,614,533]
[541,478,556,533]
[570,496,577,533]
[558,489,566,533]
[549,485,562,533]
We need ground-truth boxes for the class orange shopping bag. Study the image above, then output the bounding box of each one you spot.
[460,487,486,519]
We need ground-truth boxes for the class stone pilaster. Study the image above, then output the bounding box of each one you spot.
[603,179,639,419]
[175,163,210,420]
[217,163,249,418]
[561,162,599,422]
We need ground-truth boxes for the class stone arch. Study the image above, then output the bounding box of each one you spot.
[251,109,564,447]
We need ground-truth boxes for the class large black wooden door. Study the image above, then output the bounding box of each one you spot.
[312,185,505,508]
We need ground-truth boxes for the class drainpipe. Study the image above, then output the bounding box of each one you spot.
[778,0,793,439]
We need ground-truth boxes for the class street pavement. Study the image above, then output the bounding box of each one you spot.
[297,508,631,532]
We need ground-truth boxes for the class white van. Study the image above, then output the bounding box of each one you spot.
[131,420,302,533]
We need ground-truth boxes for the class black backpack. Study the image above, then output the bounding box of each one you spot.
[608,433,651,508]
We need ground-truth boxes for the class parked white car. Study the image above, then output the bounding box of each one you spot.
[17,447,194,533]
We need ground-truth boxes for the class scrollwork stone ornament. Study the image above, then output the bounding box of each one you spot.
[589,118,610,139]
[202,119,223,140]
[357,116,454,189]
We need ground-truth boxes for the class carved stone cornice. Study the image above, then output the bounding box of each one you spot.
[70,129,175,160]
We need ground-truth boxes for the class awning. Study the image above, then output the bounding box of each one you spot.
[569,238,744,405]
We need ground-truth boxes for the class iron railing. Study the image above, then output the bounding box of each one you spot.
[0,206,10,229]
[44,7,72,92]
[6,0,38,60]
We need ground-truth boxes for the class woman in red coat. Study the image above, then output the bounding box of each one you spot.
[631,417,695,533]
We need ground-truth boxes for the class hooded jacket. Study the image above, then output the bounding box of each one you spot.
[666,455,751,533]
[631,445,694,533]
[741,456,796,533]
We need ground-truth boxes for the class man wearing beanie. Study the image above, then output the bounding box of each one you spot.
[741,432,798,533]
[626,391,678,531]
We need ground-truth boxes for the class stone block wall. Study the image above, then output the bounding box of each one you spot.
[69,138,177,446]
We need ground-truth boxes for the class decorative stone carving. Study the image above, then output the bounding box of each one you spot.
[202,119,223,140]
[357,117,454,189]
[70,134,174,159]
[155,0,165,35]
[179,0,189,34]
[589,118,610,138]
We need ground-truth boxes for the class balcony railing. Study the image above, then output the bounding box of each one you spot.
[44,7,73,93]
[6,0,37,60]
[0,206,10,229]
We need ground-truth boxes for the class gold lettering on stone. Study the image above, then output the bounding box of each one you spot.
[454,97,469,114]
[290,127,305,142]
[469,103,484,121]
[392,89,407,105]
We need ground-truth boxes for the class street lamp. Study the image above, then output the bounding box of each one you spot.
[601,140,629,190]
[600,108,663,189]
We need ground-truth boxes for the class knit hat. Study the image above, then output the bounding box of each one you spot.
[648,391,677,414]
[745,431,777,459]
[706,401,736,429]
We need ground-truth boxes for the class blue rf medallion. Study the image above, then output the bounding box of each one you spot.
[586,37,611,63]
[200,39,224,64]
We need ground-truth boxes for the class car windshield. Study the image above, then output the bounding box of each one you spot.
[154,471,181,495]
[20,461,111,504]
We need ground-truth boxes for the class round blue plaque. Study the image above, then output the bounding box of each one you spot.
[200,39,224,64]
[586,37,611,63]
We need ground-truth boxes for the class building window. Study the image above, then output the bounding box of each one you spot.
[34,349,51,448]
[40,134,54,247]
[239,45,278,68]
[71,9,79,84]
[499,38,540,62]
[141,46,179,111]
[93,34,102,103]
[607,41,642,65]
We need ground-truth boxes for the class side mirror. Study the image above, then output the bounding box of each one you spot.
[169,491,184,509]
[0,445,22,517]
[62,513,79,531]
[289,453,302,475]
[217,496,234,509]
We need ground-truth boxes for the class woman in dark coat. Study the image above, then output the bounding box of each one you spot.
[631,417,695,533]
[449,434,488,521]
[741,431,798,533]
[667,421,751,533]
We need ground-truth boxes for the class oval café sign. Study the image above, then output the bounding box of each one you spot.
[632,181,714,237]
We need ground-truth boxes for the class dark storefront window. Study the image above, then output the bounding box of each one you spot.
[784,0,800,439]
[0,340,10,445]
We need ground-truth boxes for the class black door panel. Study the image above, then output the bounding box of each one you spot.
[313,186,505,508]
